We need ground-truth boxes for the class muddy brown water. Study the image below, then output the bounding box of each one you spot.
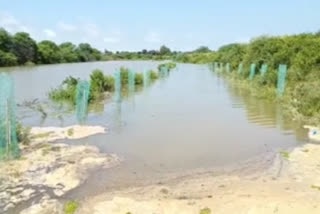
[0,61,309,207]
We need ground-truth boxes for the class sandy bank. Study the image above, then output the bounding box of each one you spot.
[30,125,106,142]
[74,143,320,214]
[0,125,120,213]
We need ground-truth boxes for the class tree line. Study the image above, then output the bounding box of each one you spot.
[202,31,320,123]
[0,28,105,66]
[176,32,320,81]
[0,27,186,67]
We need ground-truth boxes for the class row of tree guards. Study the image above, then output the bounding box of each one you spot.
[212,62,287,96]
[76,67,170,124]
[0,66,171,160]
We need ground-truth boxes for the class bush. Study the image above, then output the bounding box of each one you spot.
[0,50,18,66]
[63,200,79,214]
[104,75,114,91]
[90,69,106,93]
[48,76,79,103]
[135,73,144,85]
[150,70,158,80]
[120,67,129,85]
[157,62,177,71]
[16,123,31,145]
[48,67,161,104]
[290,81,320,117]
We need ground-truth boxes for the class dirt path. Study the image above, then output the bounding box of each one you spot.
[77,143,320,214]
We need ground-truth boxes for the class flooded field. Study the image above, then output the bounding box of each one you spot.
[0,61,310,213]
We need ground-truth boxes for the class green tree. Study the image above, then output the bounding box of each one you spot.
[0,28,12,52]
[194,46,211,53]
[76,43,102,62]
[11,32,38,64]
[37,40,61,64]
[0,50,18,66]
[59,42,79,63]
[159,45,171,55]
[217,43,247,68]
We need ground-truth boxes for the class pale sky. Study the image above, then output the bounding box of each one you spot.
[0,0,319,51]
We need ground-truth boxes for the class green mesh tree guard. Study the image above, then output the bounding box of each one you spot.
[114,70,121,102]
[238,63,243,74]
[128,70,135,95]
[260,64,268,76]
[226,63,231,72]
[249,63,256,80]
[76,80,90,124]
[277,64,287,96]
[159,66,168,78]
[220,63,224,72]
[0,73,19,160]
[214,62,218,72]
[144,70,151,88]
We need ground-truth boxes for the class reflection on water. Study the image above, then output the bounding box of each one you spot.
[226,80,306,141]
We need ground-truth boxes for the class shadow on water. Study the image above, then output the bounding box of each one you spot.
[224,77,307,141]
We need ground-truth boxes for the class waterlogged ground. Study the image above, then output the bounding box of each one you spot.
[0,61,311,213]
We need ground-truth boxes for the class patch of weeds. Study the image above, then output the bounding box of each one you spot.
[40,144,52,156]
[200,207,211,214]
[10,169,22,178]
[63,200,79,214]
[280,151,290,160]
[160,188,169,194]
[17,123,31,145]
[42,148,50,156]
[302,149,309,153]
[38,143,51,149]
[126,212,132,214]
[177,195,189,200]
[51,146,61,152]
[31,132,53,139]
[311,185,320,191]
[67,128,74,137]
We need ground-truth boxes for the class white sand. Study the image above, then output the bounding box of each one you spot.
[30,125,106,143]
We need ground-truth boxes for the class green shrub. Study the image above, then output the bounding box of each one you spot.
[16,123,31,145]
[24,61,35,66]
[67,128,74,137]
[150,70,158,80]
[104,75,114,91]
[135,73,144,85]
[290,81,320,117]
[157,62,176,71]
[90,69,106,93]
[167,62,177,69]
[200,208,211,214]
[48,76,79,103]
[63,200,79,214]
[120,67,129,85]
